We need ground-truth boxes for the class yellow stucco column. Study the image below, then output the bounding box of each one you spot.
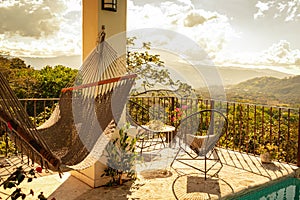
[82,0,99,60]
[98,0,127,39]
[72,0,127,188]
[82,0,127,61]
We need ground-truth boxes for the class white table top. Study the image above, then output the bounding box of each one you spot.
[142,124,175,133]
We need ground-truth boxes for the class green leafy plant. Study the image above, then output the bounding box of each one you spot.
[258,143,278,159]
[0,130,16,156]
[101,123,139,186]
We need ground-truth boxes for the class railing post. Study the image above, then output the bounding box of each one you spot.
[5,123,8,157]
[297,108,300,166]
[225,102,229,149]
[171,97,175,126]
[34,100,37,127]
[211,100,215,110]
[43,100,46,123]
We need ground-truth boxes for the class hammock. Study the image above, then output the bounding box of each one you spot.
[0,38,136,172]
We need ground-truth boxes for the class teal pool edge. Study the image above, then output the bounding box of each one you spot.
[228,177,300,200]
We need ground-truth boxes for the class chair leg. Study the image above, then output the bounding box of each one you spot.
[171,148,223,180]
[205,155,207,180]
[207,149,223,178]
[170,147,181,168]
[213,149,223,176]
[212,149,218,159]
[159,133,166,148]
[140,139,144,153]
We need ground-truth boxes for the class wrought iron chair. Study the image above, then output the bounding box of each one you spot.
[170,109,228,179]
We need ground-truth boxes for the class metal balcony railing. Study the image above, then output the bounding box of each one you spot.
[2,97,299,166]
[128,96,300,166]
[19,98,59,127]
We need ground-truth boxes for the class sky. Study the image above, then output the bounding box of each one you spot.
[0,0,300,74]
[0,0,81,57]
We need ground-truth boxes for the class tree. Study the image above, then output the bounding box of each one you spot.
[0,55,11,73]
[9,57,27,69]
[9,67,39,98]
[126,37,194,96]
[0,55,37,98]
[35,65,77,98]
[0,54,78,99]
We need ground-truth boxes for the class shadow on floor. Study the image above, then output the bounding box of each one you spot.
[48,175,136,200]
[172,173,234,200]
[140,168,173,179]
[217,148,296,180]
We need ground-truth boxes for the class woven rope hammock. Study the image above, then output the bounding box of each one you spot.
[0,35,136,172]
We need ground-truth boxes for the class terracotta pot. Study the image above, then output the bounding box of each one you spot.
[260,152,272,164]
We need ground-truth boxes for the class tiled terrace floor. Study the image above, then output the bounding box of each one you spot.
[0,148,298,200]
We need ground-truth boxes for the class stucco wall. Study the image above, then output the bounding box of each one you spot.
[82,0,127,60]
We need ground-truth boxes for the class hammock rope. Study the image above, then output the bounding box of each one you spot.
[0,71,61,169]
[0,35,136,171]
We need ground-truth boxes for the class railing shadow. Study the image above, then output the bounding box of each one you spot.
[217,148,297,181]
[172,173,234,200]
[170,147,298,199]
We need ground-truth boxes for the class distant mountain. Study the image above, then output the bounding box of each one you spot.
[217,66,292,86]
[20,54,294,91]
[21,55,82,69]
[226,75,300,107]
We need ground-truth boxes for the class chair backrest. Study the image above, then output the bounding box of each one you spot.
[176,109,228,155]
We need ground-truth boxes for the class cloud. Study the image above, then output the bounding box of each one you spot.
[261,40,300,65]
[0,0,66,38]
[254,0,300,21]
[126,0,298,70]
[0,0,81,57]
[183,11,207,27]
[254,1,272,19]
[216,40,300,67]
[128,0,238,60]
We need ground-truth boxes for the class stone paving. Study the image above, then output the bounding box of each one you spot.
[0,148,298,200]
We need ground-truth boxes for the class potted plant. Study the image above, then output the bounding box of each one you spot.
[101,123,139,186]
[259,143,278,164]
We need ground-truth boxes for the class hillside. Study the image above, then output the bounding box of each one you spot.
[21,55,82,69]
[217,66,292,86]
[21,53,292,85]
[226,75,300,107]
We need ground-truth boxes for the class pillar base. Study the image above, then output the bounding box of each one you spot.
[71,161,110,188]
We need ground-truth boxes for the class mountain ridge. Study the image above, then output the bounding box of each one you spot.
[226,75,300,107]
[22,55,293,85]
[21,55,82,69]
[217,66,292,86]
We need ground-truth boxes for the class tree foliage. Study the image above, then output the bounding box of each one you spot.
[126,37,194,96]
[35,65,77,98]
[0,55,78,99]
